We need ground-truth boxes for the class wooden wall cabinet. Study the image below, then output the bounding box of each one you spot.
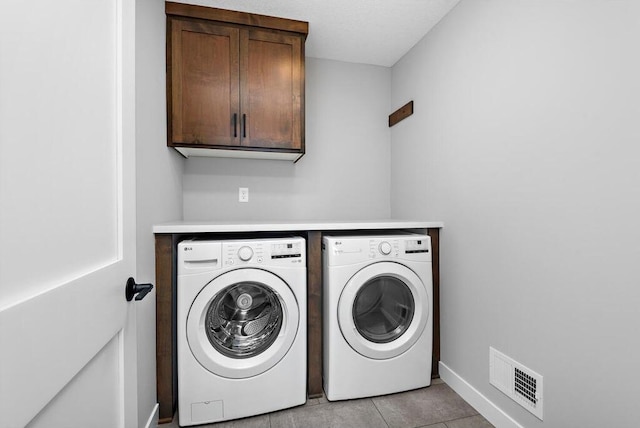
[166,3,308,161]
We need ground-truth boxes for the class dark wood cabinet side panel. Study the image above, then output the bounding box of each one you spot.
[427,228,440,378]
[298,39,305,156]
[155,234,175,423]
[166,17,174,147]
[306,231,323,398]
[169,19,183,143]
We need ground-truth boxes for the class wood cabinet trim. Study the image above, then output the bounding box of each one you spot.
[166,2,308,37]
[166,17,173,147]
[168,142,304,153]
[155,234,175,423]
[306,231,323,398]
[427,228,440,377]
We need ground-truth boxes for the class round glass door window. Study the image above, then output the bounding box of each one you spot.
[338,262,428,360]
[187,268,300,378]
[352,276,415,343]
[205,281,283,359]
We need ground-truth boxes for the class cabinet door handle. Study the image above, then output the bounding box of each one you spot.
[242,114,247,138]
[233,113,238,138]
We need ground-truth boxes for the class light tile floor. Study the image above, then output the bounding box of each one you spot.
[161,379,494,428]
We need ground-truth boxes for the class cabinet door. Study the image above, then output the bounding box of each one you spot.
[240,29,304,151]
[169,19,240,146]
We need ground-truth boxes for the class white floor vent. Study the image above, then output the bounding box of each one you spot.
[489,347,543,420]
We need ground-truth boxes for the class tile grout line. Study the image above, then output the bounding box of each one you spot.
[369,397,391,428]
[441,414,490,427]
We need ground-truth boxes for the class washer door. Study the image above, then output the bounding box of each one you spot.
[338,262,429,360]
[187,268,299,379]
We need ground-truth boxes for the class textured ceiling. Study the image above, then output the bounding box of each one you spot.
[178,0,461,67]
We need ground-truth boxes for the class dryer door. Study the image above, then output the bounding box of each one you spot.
[187,268,299,378]
[338,262,429,360]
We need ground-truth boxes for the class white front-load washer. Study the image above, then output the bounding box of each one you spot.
[177,237,307,426]
[322,233,432,401]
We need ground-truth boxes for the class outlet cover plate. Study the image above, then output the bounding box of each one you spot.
[239,187,249,202]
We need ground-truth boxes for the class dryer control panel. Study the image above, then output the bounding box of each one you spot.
[323,234,431,266]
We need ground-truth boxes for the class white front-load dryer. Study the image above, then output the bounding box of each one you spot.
[177,237,307,426]
[322,233,432,401]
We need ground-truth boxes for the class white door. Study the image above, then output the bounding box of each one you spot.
[0,0,138,427]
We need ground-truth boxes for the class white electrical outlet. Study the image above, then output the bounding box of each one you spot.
[239,187,249,202]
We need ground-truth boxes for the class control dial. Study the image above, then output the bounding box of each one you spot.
[237,246,254,261]
[379,241,392,255]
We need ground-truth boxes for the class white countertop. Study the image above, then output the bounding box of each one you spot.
[153,219,443,234]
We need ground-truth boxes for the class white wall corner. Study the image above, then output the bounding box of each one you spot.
[143,403,159,428]
[439,362,523,428]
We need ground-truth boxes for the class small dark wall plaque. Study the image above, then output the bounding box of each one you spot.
[388,101,414,127]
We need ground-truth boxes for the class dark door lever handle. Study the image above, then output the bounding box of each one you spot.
[125,277,154,302]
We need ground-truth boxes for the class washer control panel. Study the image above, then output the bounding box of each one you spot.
[405,238,430,254]
[223,238,305,267]
[237,246,254,261]
[178,237,306,274]
[271,241,303,259]
[378,241,392,255]
[370,239,399,257]
[222,238,304,267]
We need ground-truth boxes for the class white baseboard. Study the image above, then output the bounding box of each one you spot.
[143,403,160,428]
[439,362,523,428]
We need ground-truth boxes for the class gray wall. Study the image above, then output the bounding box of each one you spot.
[135,0,185,425]
[390,1,640,427]
[183,58,391,221]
